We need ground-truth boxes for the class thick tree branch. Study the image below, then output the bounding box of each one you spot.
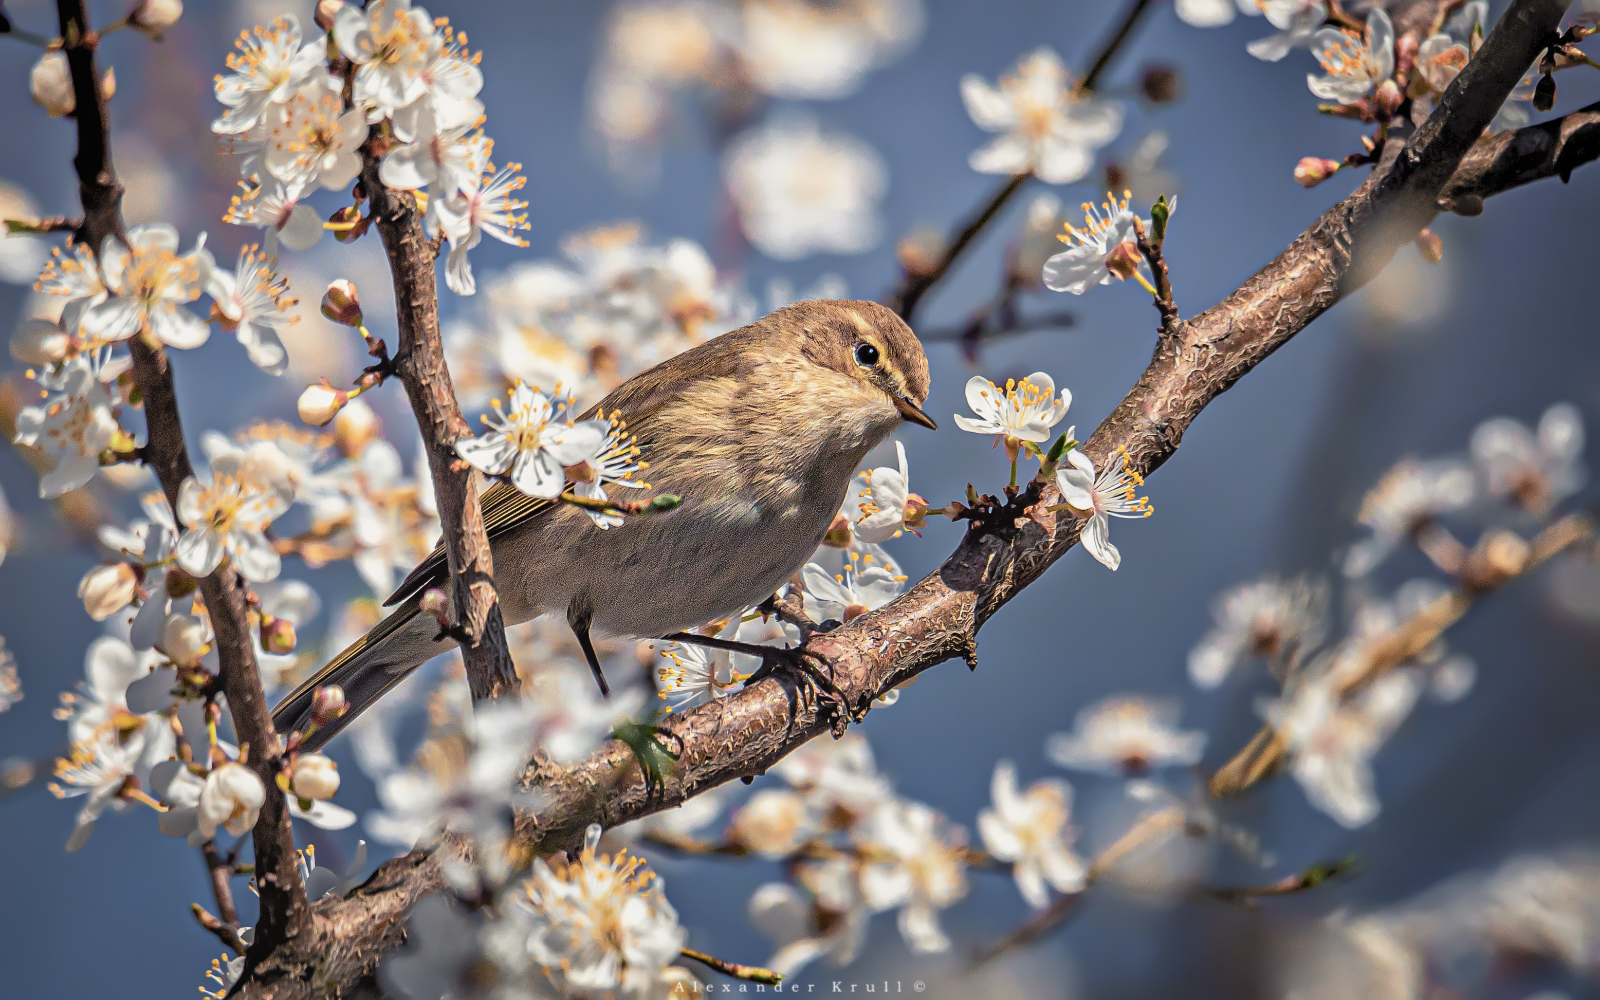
[51,0,310,971]
[360,160,517,704]
[235,2,1573,994]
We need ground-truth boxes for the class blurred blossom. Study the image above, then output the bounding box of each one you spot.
[1175,0,1256,28]
[0,638,19,714]
[751,857,871,976]
[978,761,1086,909]
[13,348,128,499]
[728,787,818,858]
[1348,579,1475,703]
[738,0,924,100]
[1344,456,1474,578]
[960,48,1122,185]
[0,179,48,283]
[1188,575,1327,688]
[1546,551,1600,624]
[1277,912,1423,1000]
[1010,193,1066,288]
[1266,670,1420,827]
[1046,695,1205,776]
[1105,130,1180,210]
[772,731,892,823]
[1470,402,1585,516]
[856,798,968,953]
[1248,0,1329,63]
[114,136,180,228]
[1362,244,1450,329]
[724,115,887,260]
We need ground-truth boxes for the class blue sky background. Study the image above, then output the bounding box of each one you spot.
[2,1,1600,996]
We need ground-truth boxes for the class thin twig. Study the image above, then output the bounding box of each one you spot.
[887,172,1029,322]
[679,948,783,986]
[1131,216,1179,336]
[1080,0,1157,91]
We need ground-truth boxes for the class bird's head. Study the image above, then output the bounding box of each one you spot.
[781,299,936,430]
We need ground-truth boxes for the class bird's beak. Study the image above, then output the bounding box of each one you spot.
[894,394,938,430]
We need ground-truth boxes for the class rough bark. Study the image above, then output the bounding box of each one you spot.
[361,160,517,704]
[233,2,1580,995]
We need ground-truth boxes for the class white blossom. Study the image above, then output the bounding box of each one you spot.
[212,15,327,135]
[728,788,818,860]
[50,727,149,851]
[1267,672,1421,828]
[223,177,326,253]
[1471,403,1585,515]
[262,83,367,192]
[953,372,1071,444]
[1188,576,1328,687]
[1055,446,1153,572]
[749,857,870,977]
[431,161,532,296]
[1307,8,1395,104]
[1042,192,1167,295]
[379,103,487,196]
[1046,695,1205,775]
[802,545,907,623]
[960,48,1122,184]
[519,823,687,998]
[81,225,211,348]
[206,244,298,375]
[723,115,886,260]
[856,799,968,954]
[392,21,485,140]
[332,0,435,121]
[738,0,924,100]
[454,382,608,499]
[978,761,1086,909]
[655,618,741,711]
[1344,457,1474,577]
[291,754,341,801]
[198,762,267,839]
[13,348,125,498]
[1248,0,1329,62]
[174,453,294,581]
[855,441,928,541]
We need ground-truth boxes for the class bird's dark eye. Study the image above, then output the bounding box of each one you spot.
[854,343,880,367]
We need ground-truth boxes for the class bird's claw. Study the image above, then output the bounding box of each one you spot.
[746,644,854,736]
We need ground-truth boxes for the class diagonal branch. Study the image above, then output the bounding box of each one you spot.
[235,1,1579,995]
[360,160,517,704]
[50,0,310,968]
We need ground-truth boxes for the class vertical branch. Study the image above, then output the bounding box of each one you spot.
[360,160,517,703]
[52,0,309,957]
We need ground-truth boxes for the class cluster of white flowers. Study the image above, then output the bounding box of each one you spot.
[212,4,528,294]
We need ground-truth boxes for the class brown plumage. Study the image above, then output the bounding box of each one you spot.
[272,299,933,750]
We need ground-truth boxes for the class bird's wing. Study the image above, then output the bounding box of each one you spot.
[382,324,768,607]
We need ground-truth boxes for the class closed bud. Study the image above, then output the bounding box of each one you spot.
[1104,240,1144,282]
[11,318,71,365]
[162,613,210,668]
[78,563,138,621]
[290,753,339,800]
[30,52,75,117]
[1393,35,1418,77]
[419,589,450,617]
[1140,64,1181,104]
[314,0,346,31]
[128,0,183,38]
[332,397,380,456]
[903,492,930,533]
[1374,79,1403,119]
[1415,227,1443,264]
[1294,157,1342,188]
[310,685,347,725]
[1533,73,1556,112]
[297,380,348,427]
[198,763,265,839]
[320,279,363,327]
[260,614,297,655]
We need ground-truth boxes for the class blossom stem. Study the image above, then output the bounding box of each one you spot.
[1132,271,1159,297]
[0,26,56,47]
[679,948,783,986]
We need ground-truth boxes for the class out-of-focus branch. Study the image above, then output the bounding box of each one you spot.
[196,841,246,954]
[359,159,517,704]
[679,948,783,986]
[235,2,1573,995]
[50,0,310,969]
[1211,515,1593,797]
[1081,0,1157,91]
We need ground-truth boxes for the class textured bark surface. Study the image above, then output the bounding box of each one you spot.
[50,0,312,971]
[361,160,517,703]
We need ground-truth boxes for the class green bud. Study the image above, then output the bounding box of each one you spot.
[648,494,682,512]
[1300,856,1360,889]
[966,483,979,506]
[1151,195,1170,243]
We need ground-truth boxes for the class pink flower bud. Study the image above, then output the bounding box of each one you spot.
[1415,227,1443,264]
[311,685,347,725]
[298,380,348,427]
[128,0,183,38]
[320,279,363,327]
[260,615,297,655]
[78,563,138,621]
[1294,157,1342,188]
[1374,79,1404,119]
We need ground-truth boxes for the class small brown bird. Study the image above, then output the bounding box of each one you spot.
[273,299,935,749]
